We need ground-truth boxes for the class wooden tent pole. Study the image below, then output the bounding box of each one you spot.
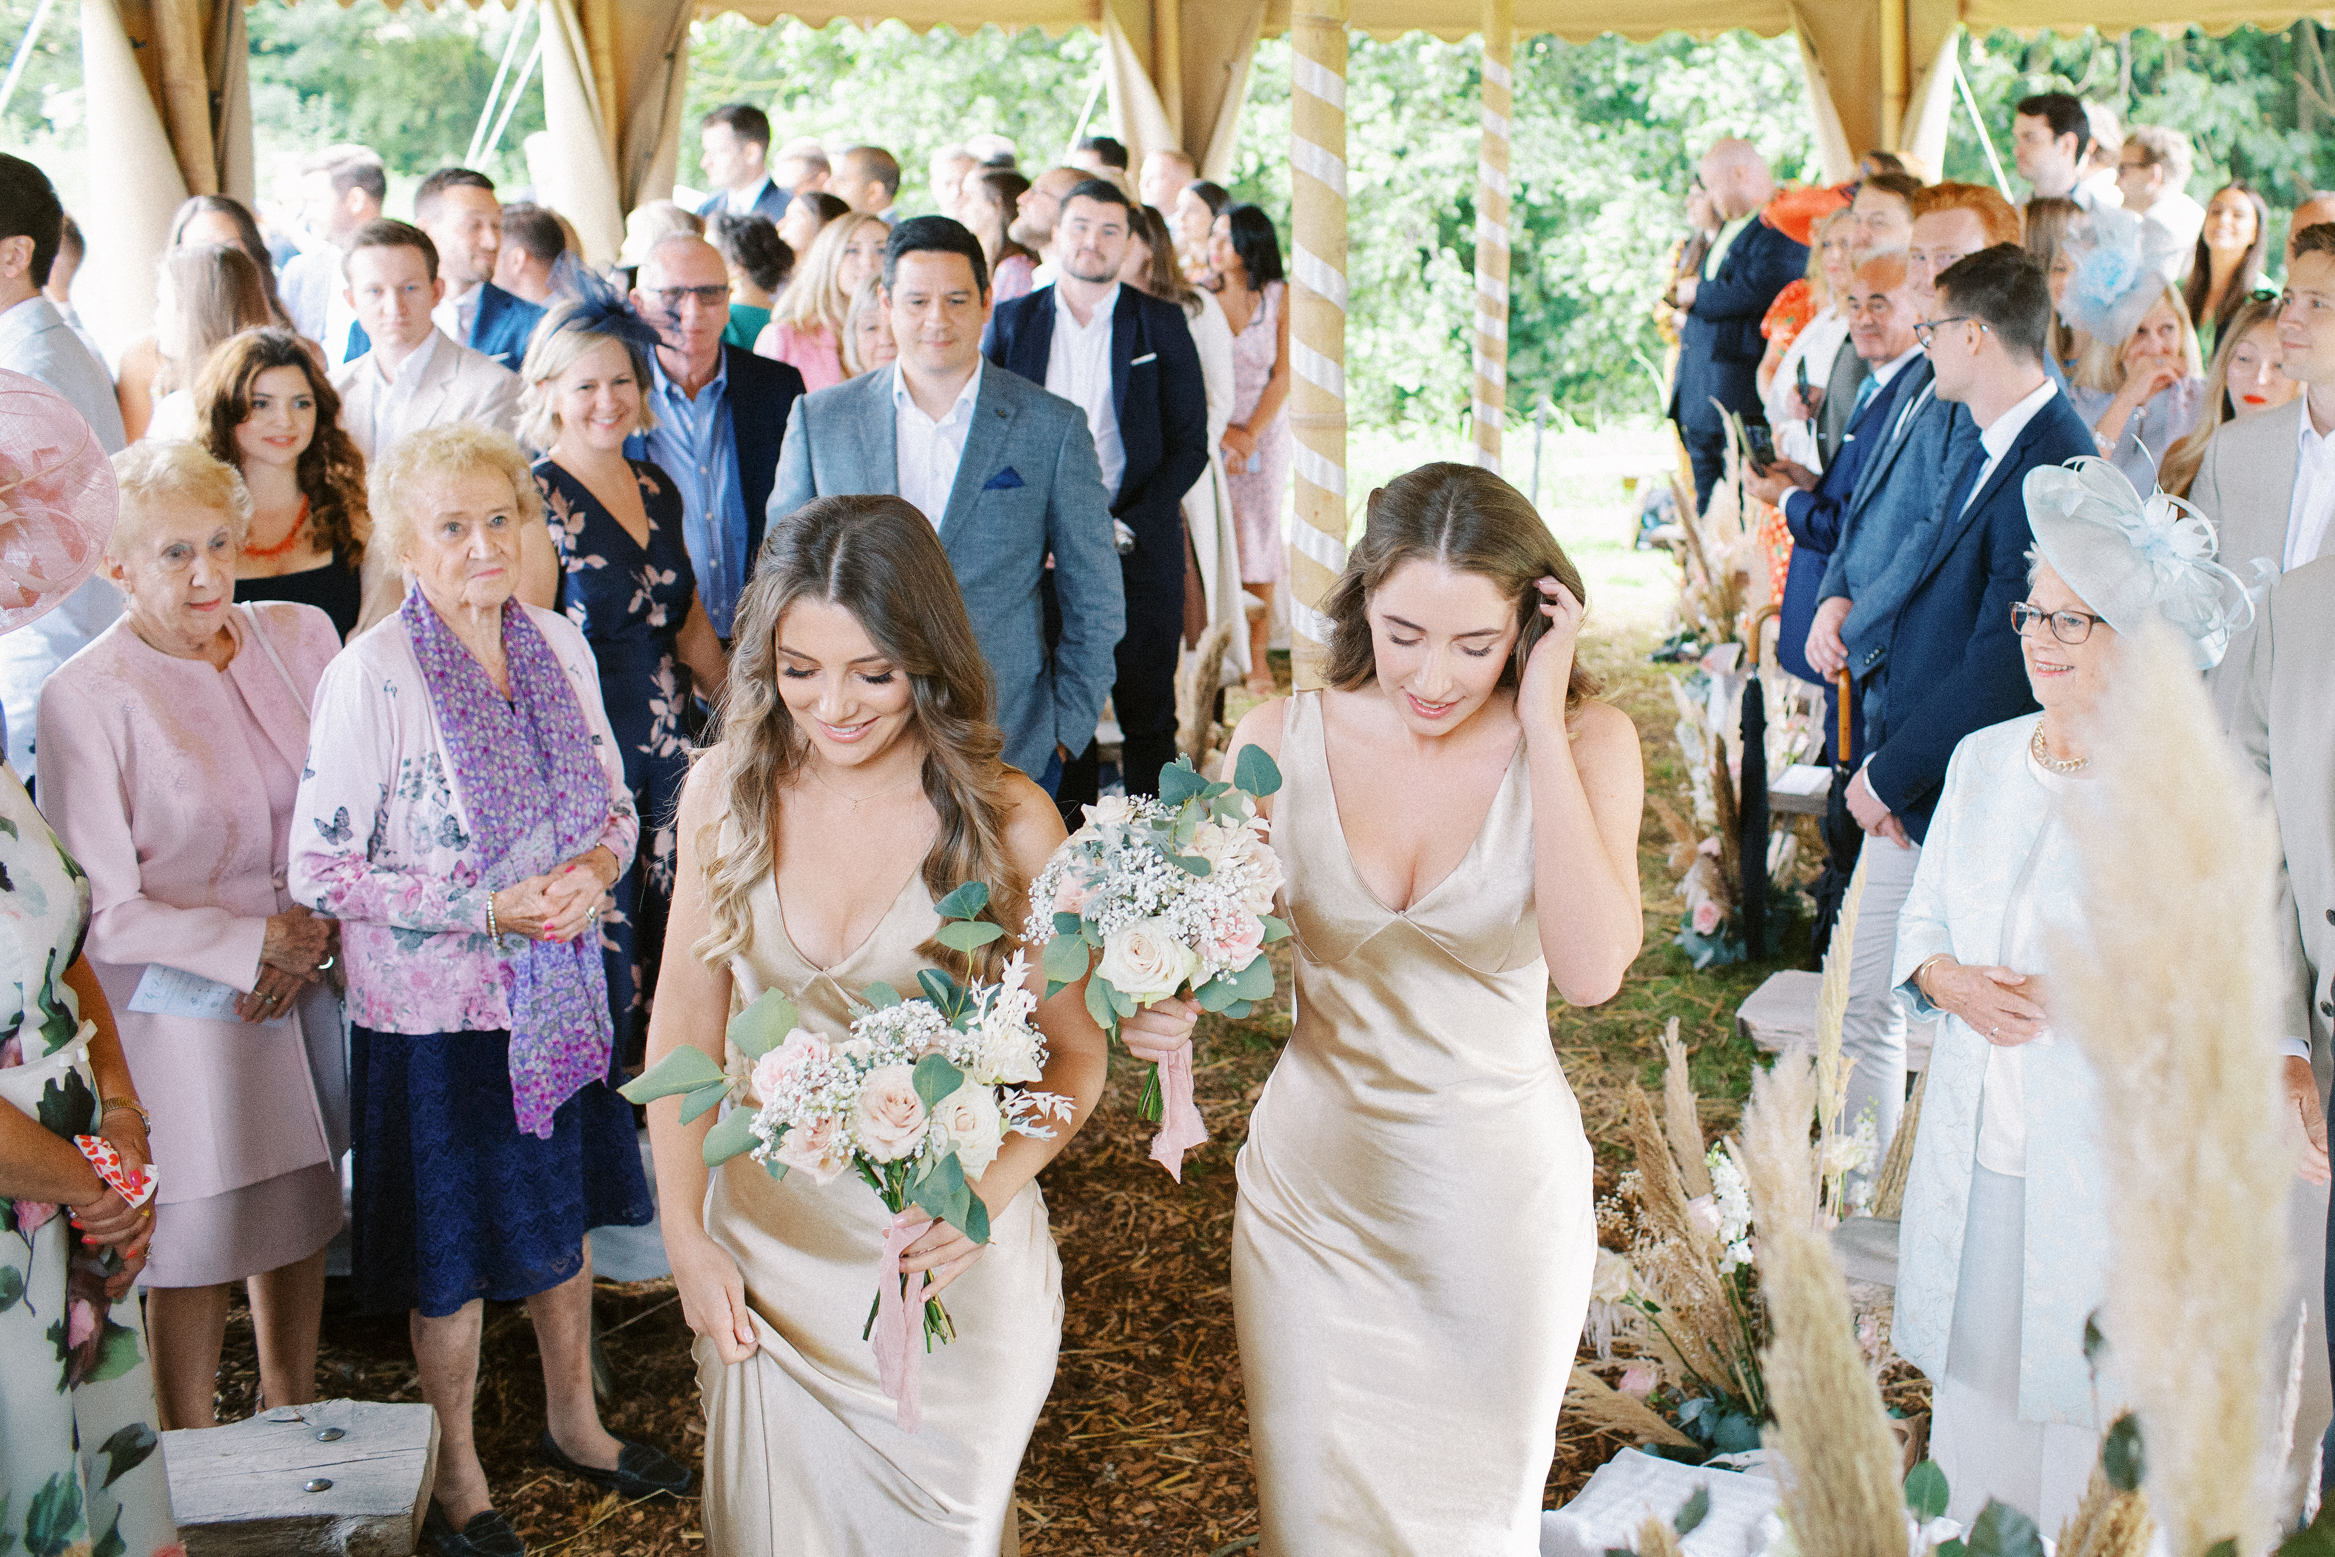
[1288,0,1349,690]
[1473,0,1513,474]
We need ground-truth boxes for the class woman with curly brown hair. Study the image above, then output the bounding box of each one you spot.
[197,327,382,639]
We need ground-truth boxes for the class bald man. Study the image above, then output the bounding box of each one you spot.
[1667,138,1807,511]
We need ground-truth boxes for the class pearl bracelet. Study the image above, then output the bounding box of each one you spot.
[485,893,501,941]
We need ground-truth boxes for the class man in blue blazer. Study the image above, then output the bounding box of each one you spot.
[769,217,1124,790]
[350,168,545,374]
[695,104,792,225]
[1667,140,1807,512]
[983,179,1208,804]
[1835,244,2093,1169]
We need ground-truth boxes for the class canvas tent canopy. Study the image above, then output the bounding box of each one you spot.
[69,0,2335,683]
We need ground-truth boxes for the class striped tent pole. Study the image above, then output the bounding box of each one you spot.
[1472,0,1513,474]
[1288,0,1350,690]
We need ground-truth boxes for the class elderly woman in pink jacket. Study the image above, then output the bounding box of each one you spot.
[39,440,344,1432]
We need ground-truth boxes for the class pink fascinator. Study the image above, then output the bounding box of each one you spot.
[0,371,117,634]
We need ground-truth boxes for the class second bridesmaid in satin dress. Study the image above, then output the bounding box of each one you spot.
[1213,462,1646,1554]
[641,495,1197,1555]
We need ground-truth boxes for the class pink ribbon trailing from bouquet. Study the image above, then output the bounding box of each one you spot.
[871,1218,926,1434]
[1148,1047,1211,1182]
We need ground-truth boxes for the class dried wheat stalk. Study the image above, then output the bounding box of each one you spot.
[1563,1365,1696,1449]
[1813,857,1866,1138]
[1624,1083,1746,1395]
[1660,1018,1713,1199]
[1867,1066,1927,1221]
[2053,623,2291,1557]
[2058,1466,2155,1557]
[1736,1056,1905,1557]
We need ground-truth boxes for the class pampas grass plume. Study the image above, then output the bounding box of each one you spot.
[1563,1365,1697,1449]
[1736,1056,1905,1557]
[2053,621,2291,1557]
[2058,1467,2154,1557]
[1814,860,1865,1136]
[1661,1018,1714,1199]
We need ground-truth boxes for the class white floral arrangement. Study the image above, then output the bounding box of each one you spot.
[1023,752,1288,1178]
[622,883,1071,1431]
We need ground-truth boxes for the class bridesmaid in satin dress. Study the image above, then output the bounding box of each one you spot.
[1208,462,1645,1553]
[641,495,1196,1556]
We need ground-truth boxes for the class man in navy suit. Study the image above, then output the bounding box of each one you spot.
[353,167,548,376]
[630,234,805,642]
[1668,139,1807,512]
[1836,244,2093,1167]
[695,104,791,225]
[1744,252,1925,762]
[984,179,1208,804]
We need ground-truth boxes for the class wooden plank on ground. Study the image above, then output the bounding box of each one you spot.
[167,1398,437,1556]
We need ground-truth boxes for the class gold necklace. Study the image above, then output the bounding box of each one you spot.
[2030,720,2089,774]
[805,759,923,811]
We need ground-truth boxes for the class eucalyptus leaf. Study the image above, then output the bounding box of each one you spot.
[701,1106,760,1166]
[911,1153,967,1225]
[1159,760,1209,806]
[1167,852,1214,877]
[1043,933,1092,986]
[1052,911,1086,938]
[1903,1459,1950,1521]
[936,920,1005,952]
[913,1053,963,1112]
[678,1081,731,1126]
[1194,974,1240,1012]
[1232,953,1276,1000]
[1225,999,1253,1018]
[618,1044,725,1104]
[1234,743,1284,797]
[1084,974,1120,1033]
[725,988,801,1062]
[1260,915,1292,943]
[918,968,957,1011]
[1672,1483,1710,1536]
[1709,1412,1761,1454]
[862,982,903,1009]
[763,1155,789,1180]
[1966,1500,2044,1557]
[935,881,991,921]
[2102,1413,2144,1493]
[962,1187,991,1244]
[1106,982,1137,1018]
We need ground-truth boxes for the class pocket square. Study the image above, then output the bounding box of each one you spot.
[1131,352,1157,366]
[983,467,1025,491]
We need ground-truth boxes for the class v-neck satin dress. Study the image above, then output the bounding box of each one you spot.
[695,848,1061,1555]
[1231,692,1597,1554]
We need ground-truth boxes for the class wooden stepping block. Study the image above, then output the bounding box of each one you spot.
[1832,1215,1901,1287]
[1735,968,1937,1075]
[166,1399,438,1556]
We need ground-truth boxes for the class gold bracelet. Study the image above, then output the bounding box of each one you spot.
[1912,953,1952,1000]
[101,1097,150,1132]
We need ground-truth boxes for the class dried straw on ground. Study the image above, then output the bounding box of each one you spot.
[1564,1366,1696,1448]
[2057,1465,2154,1557]
[2053,622,2291,1557]
[1659,1017,1713,1198]
[1735,1056,1905,1555]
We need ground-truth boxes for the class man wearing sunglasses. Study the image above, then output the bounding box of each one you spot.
[1832,243,2094,1173]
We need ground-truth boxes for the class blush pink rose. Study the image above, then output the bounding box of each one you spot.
[1619,1361,1659,1398]
[1200,909,1266,969]
[1051,872,1097,917]
[748,1029,824,1104]
[853,1065,930,1162]
[1691,899,1723,936]
[773,1114,852,1184]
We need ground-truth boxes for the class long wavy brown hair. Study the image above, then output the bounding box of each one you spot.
[1320,462,1598,715]
[196,328,370,568]
[695,495,1024,980]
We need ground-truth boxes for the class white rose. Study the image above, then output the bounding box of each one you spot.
[1082,795,1137,828]
[929,1082,1006,1176]
[1186,820,1240,873]
[1097,917,1199,1004]
[851,1065,929,1162]
[1590,1247,1635,1304]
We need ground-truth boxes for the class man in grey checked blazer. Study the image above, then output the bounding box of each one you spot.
[768,217,1125,789]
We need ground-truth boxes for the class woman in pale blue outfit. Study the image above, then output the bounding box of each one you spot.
[1890,456,2281,1526]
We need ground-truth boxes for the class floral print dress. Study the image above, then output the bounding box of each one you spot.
[0,764,182,1557]
[535,458,697,1063]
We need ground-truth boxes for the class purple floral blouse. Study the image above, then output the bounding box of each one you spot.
[287,603,638,1035]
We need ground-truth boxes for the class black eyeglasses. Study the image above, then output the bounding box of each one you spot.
[1914,315,1991,347]
[2011,601,2107,644]
[649,285,731,312]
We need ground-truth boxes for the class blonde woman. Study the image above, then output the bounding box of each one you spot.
[522,298,726,1062]
[2067,280,2206,495]
[839,275,896,377]
[754,212,887,392]
[2156,295,2295,497]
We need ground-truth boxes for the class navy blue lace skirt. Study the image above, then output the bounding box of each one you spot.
[350,1025,653,1317]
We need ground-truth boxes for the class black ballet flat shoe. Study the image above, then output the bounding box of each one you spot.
[537,1430,697,1501]
[421,1500,526,1557]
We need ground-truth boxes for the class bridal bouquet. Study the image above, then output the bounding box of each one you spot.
[623,884,1072,1432]
[1024,751,1287,1179]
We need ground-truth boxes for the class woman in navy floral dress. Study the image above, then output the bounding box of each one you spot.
[524,305,728,1062]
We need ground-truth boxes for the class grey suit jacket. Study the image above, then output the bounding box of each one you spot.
[767,363,1126,780]
[330,329,522,463]
[2190,396,2315,724]
[2231,555,2335,1097]
[0,296,126,453]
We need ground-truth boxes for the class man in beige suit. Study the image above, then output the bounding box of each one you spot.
[2190,222,2335,719]
[2231,553,2335,1511]
[330,219,521,463]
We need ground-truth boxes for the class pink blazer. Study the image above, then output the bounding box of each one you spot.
[38,602,347,1205]
[756,320,845,392]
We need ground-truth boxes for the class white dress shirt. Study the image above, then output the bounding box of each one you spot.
[1045,283,1125,499]
[2286,404,2335,570]
[1962,376,2060,515]
[431,283,482,349]
[365,329,441,461]
[893,359,983,529]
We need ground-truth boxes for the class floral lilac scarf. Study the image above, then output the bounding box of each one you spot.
[403,589,614,1138]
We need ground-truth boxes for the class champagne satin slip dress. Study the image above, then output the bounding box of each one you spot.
[696,853,1062,1554]
[1231,692,1599,1554]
